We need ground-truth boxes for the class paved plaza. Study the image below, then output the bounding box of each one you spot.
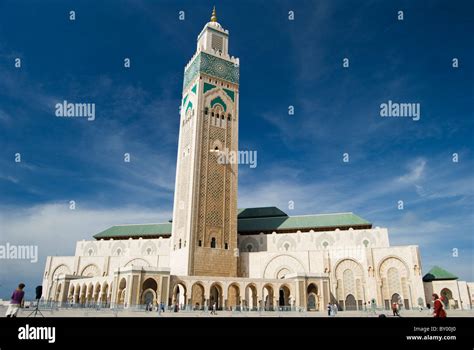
[2,305,473,318]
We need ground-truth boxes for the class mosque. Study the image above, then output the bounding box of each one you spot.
[41,9,474,313]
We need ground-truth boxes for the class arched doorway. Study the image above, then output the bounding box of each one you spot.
[117,278,127,306]
[93,283,101,304]
[141,278,158,306]
[263,284,274,311]
[391,293,402,306]
[101,283,109,306]
[86,283,93,305]
[68,285,75,304]
[210,283,223,310]
[80,284,87,305]
[74,284,80,304]
[245,284,258,311]
[142,278,158,292]
[307,283,318,311]
[279,285,291,309]
[227,284,240,310]
[173,283,187,309]
[440,288,454,309]
[191,282,205,310]
[142,290,154,308]
[345,294,357,311]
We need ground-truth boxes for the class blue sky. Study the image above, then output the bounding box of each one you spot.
[0,0,473,299]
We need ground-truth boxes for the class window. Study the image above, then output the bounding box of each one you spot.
[224,243,228,250]
[204,107,208,115]
[116,248,122,256]
[146,248,152,255]
[322,241,329,249]
[363,239,369,248]
[88,248,93,256]
[246,244,253,252]
[211,237,216,248]
[214,146,219,151]
[284,243,290,251]
[211,34,223,51]
[179,239,182,249]
[198,240,202,247]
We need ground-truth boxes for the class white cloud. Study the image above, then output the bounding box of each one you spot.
[397,158,426,183]
[0,203,172,297]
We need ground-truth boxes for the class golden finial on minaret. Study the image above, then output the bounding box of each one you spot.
[210,6,217,22]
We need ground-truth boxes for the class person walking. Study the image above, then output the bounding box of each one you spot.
[5,283,25,318]
[392,301,400,317]
[432,294,446,318]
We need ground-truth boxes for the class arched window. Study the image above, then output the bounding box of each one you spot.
[363,239,369,248]
[211,237,216,248]
[284,243,290,251]
[322,241,329,249]
[179,239,182,249]
[198,240,202,247]
[88,248,93,256]
[146,248,152,255]
[224,243,228,250]
[246,244,253,252]
[116,248,122,256]
[204,107,208,115]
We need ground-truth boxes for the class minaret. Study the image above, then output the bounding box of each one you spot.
[170,8,239,277]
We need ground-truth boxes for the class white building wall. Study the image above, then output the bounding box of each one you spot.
[457,281,471,310]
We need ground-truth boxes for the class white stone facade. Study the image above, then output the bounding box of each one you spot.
[40,11,472,314]
[42,226,431,312]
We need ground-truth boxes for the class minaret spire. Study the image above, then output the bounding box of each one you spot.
[210,6,217,22]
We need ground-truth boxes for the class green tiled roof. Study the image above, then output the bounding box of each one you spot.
[93,208,371,239]
[237,207,288,219]
[93,223,172,239]
[423,266,458,282]
[238,212,371,233]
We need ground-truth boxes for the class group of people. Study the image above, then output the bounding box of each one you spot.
[3,283,448,318]
[144,301,166,313]
[326,303,338,317]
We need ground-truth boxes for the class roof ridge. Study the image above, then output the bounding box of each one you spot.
[111,222,171,227]
[286,212,355,218]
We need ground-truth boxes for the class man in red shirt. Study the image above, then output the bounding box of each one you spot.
[432,293,447,318]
